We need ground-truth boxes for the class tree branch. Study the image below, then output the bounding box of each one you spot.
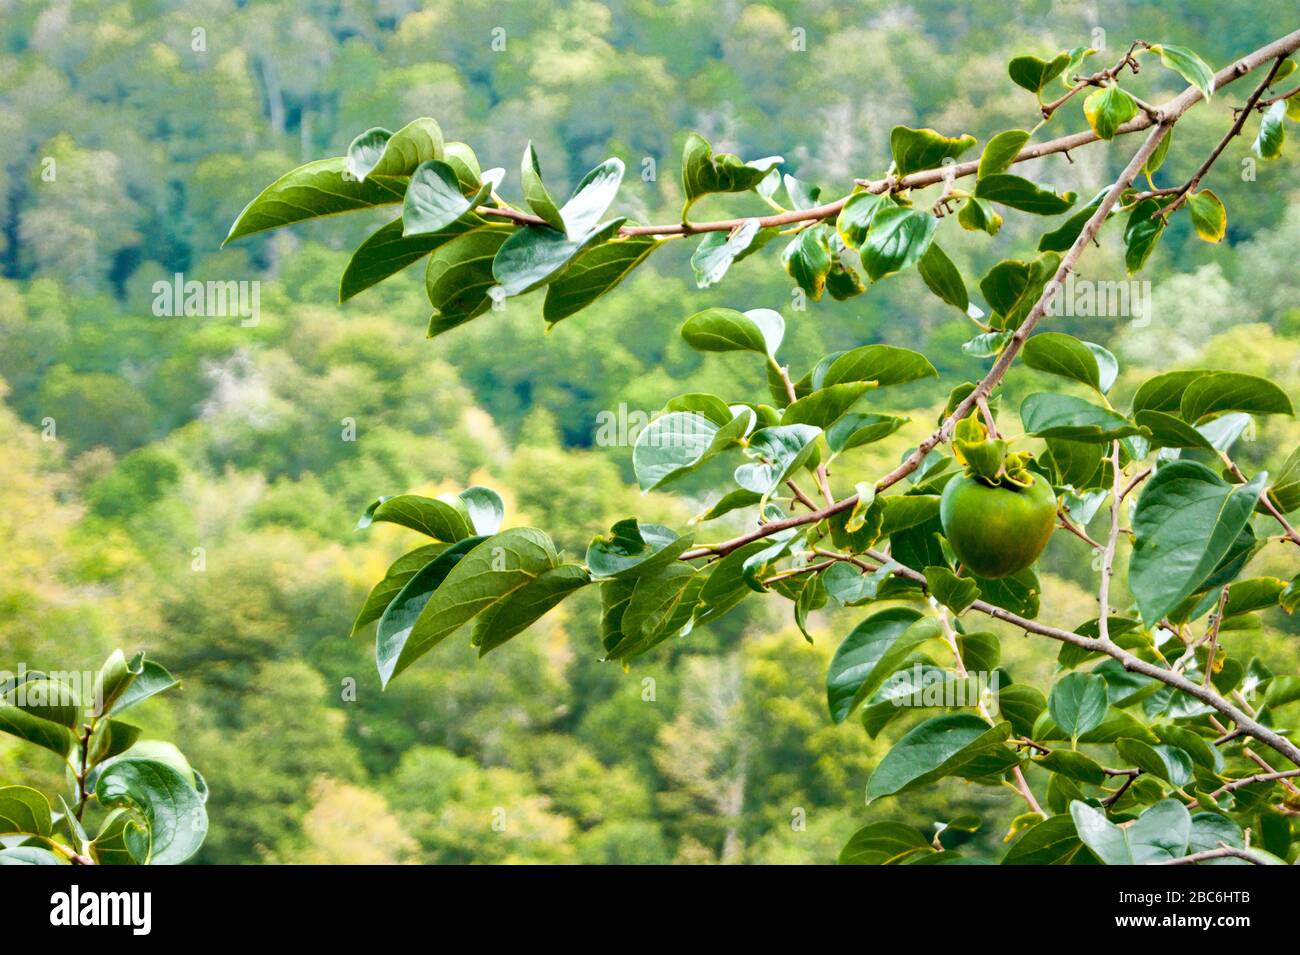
[1158,845,1276,865]
[679,29,1300,564]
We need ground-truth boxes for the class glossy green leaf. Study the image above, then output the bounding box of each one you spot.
[1186,189,1226,242]
[859,207,937,281]
[0,786,52,837]
[680,132,781,216]
[424,227,511,335]
[224,158,404,244]
[1255,100,1286,159]
[836,192,889,248]
[1070,799,1190,865]
[359,494,473,541]
[821,344,937,389]
[889,126,977,177]
[94,757,207,865]
[867,715,1012,801]
[1124,198,1166,274]
[826,413,908,453]
[1116,738,1193,788]
[1152,44,1215,101]
[493,218,624,298]
[681,306,784,357]
[1001,814,1087,864]
[1020,393,1141,442]
[402,159,491,236]
[1008,52,1070,93]
[380,529,559,685]
[474,564,591,656]
[782,226,833,299]
[781,383,871,429]
[978,130,1031,179]
[587,520,691,581]
[1048,672,1109,740]
[979,252,1060,329]
[734,424,822,495]
[839,821,933,865]
[1083,84,1139,140]
[632,409,750,491]
[975,174,1076,215]
[341,216,478,303]
[690,219,769,288]
[917,242,968,312]
[346,118,443,181]
[0,847,64,865]
[924,566,979,614]
[520,141,565,231]
[558,158,625,237]
[1180,371,1293,422]
[1129,462,1267,626]
[957,197,1002,236]
[826,607,942,723]
[543,234,657,324]
[1022,332,1116,392]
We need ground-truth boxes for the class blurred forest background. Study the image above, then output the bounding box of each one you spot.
[1,0,1298,863]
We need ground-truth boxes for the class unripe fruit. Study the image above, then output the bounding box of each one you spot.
[939,472,1057,579]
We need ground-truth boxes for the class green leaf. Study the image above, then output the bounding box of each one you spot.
[1002,814,1087,865]
[690,219,770,288]
[557,158,625,237]
[826,607,942,724]
[924,566,979,614]
[1037,189,1109,252]
[1069,799,1190,865]
[1083,84,1139,140]
[839,822,934,865]
[826,413,908,454]
[1048,672,1109,740]
[1186,189,1226,242]
[975,174,1076,215]
[958,197,1003,236]
[859,207,937,281]
[682,306,784,358]
[107,660,179,717]
[1136,410,1215,451]
[1187,813,1246,864]
[0,786,52,837]
[520,141,565,231]
[94,758,207,865]
[424,227,512,335]
[1124,198,1166,274]
[1152,45,1215,101]
[402,159,491,236]
[781,383,871,429]
[442,142,483,190]
[633,409,750,491]
[978,130,1031,179]
[1129,462,1267,626]
[820,344,938,388]
[836,192,889,248]
[979,252,1060,329]
[224,157,404,245]
[1023,332,1116,392]
[734,424,822,495]
[359,494,473,541]
[1267,447,1300,513]
[1255,100,1287,159]
[91,809,146,865]
[889,126,977,177]
[0,692,74,756]
[1115,738,1193,788]
[492,218,624,298]
[917,243,968,312]
[1008,52,1070,93]
[1131,369,1212,416]
[346,118,444,181]
[607,564,700,660]
[867,715,1012,801]
[379,529,559,685]
[680,132,781,217]
[587,519,691,581]
[995,684,1047,738]
[1034,749,1106,786]
[543,234,657,324]
[474,564,591,656]
[341,216,478,303]
[1180,371,1294,422]
[0,847,64,865]
[1020,393,1141,442]
[781,226,833,299]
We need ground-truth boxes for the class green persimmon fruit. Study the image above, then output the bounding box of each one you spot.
[939,472,1057,579]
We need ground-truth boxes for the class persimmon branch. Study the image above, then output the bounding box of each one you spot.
[678,29,1300,564]
[1158,846,1276,865]
[1156,55,1287,218]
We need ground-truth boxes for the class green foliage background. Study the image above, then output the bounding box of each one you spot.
[1,0,1297,863]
